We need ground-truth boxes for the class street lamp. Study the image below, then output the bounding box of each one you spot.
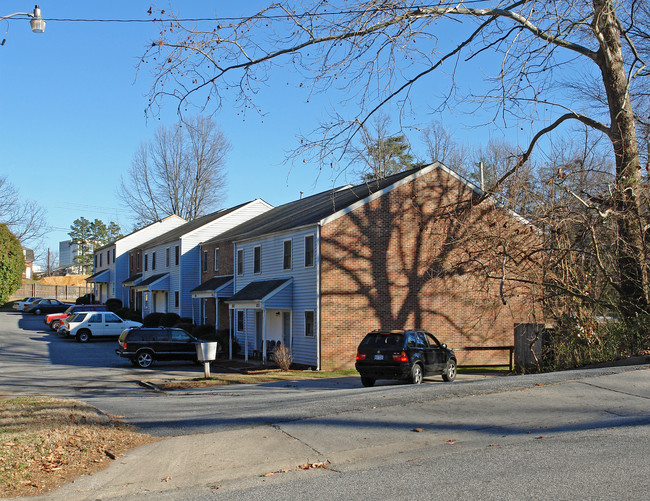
[1,5,46,34]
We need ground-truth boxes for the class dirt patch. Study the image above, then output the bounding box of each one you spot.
[0,396,156,498]
[151,368,358,390]
[39,275,89,286]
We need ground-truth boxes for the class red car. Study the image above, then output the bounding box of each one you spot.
[45,304,108,331]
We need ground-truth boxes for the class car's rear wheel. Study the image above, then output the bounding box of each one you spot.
[361,377,375,387]
[50,320,61,331]
[410,363,423,384]
[442,359,457,382]
[136,350,154,368]
[76,330,91,343]
[34,308,41,315]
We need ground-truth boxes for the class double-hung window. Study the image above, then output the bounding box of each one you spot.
[283,240,292,270]
[304,235,314,267]
[254,246,261,274]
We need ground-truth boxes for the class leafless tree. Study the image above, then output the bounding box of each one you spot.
[118,116,229,225]
[420,122,468,175]
[0,176,47,244]
[142,1,648,318]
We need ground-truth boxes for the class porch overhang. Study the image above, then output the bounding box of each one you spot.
[121,273,142,286]
[190,275,234,299]
[86,269,110,283]
[226,278,292,309]
[133,273,170,292]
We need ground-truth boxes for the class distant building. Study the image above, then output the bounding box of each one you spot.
[22,247,34,280]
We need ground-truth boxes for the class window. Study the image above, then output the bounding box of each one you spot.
[106,251,110,264]
[304,311,315,337]
[237,249,243,275]
[99,253,103,267]
[137,253,140,268]
[94,255,98,268]
[166,248,170,267]
[152,252,156,270]
[254,246,261,274]
[175,245,180,265]
[214,248,219,272]
[112,249,116,263]
[304,235,314,267]
[174,291,179,308]
[88,313,103,323]
[105,313,122,323]
[202,250,208,272]
[130,254,133,270]
[283,240,292,270]
[171,330,190,342]
[237,310,244,331]
[144,254,148,271]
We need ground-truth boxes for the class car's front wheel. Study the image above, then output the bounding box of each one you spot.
[50,320,61,331]
[34,309,41,315]
[361,377,375,387]
[442,359,457,382]
[410,363,424,385]
[136,350,154,368]
[76,330,91,343]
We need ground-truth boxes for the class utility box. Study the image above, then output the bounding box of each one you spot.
[196,342,218,362]
[196,342,218,377]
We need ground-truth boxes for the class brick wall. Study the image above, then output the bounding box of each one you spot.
[200,240,234,284]
[320,168,540,370]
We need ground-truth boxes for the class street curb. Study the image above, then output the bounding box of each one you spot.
[137,380,165,392]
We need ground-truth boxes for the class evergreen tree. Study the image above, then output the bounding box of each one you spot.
[0,224,24,305]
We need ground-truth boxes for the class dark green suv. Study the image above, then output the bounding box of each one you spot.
[116,327,200,368]
[355,329,457,387]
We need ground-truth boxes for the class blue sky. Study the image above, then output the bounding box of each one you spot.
[0,1,548,265]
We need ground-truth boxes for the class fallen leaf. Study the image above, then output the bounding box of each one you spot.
[444,439,458,445]
[162,476,172,482]
[412,428,424,433]
[488,444,500,447]
[261,472,274,477]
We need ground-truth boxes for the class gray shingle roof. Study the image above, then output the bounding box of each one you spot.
[227,279,290,302]
[137,273,168,287]
[204,165,429,244]
[190,275,234,293]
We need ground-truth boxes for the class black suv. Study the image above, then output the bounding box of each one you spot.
[355,329,457,387]
[116,327,200,368]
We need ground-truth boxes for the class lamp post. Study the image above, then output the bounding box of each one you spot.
[1,5,46,33]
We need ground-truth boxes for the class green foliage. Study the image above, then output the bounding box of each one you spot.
[115,308,142,322]
[0,224,24,305]
[362,135,416,180]
[68,217,123,273]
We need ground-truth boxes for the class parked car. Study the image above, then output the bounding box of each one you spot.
[63,311,142,342]
[116,327,201,368]
[355,329,457,387]
[45,304,108,331]
[13,297,42,311]
[25,298,74,315]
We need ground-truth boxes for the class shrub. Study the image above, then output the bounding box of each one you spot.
[105,298,122,312]
[179,317,193,324]
[175,322,194,335]
[116,308,142,322]
[193,324,217,340]
[0,224,23,305]
[273,344,293,371]
[160,312,181,327]
[142,312,165,327]
[75,293,95,305]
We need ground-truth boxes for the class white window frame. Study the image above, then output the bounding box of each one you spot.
[214,247,219,272]
[304,235,315,268]
[304,310,315,337]
[253,245,261,274]
[283,239,292,270]
[237,249,244,276]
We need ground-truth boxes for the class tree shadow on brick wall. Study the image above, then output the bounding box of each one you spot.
[321,169,538,346]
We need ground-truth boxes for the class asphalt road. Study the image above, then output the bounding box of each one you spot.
[3,311,650,500]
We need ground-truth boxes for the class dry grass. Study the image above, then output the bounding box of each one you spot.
[0,396,156,498]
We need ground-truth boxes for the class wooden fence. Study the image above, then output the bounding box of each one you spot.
[10,283,93,302]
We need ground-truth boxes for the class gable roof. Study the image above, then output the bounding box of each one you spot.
[94,215,186,253]
[226,279,291,303]
[133,201,255,251]
[205,165,430,245]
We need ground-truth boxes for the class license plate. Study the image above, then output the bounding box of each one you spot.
[374,354,384,360]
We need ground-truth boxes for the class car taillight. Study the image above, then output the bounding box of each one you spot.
[121,341,127,349]
[356,353,366,361]
[393,351,408,362]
